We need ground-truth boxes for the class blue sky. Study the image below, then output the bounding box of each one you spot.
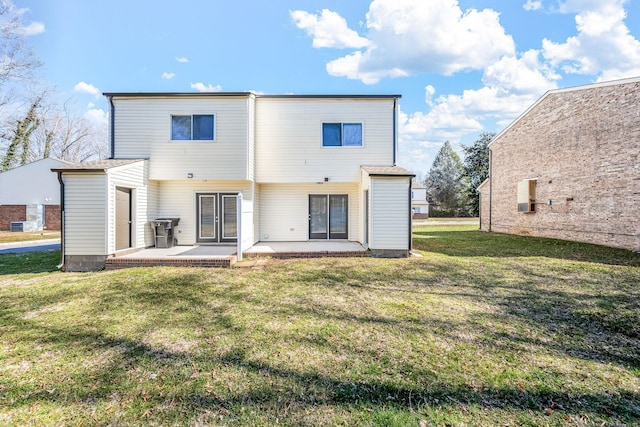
[17,0,640,176]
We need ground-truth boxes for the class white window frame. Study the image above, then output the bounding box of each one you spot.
[321,122,364,148]
[170,114,216,142]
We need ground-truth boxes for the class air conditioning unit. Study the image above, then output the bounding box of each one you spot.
[10,221,38,232]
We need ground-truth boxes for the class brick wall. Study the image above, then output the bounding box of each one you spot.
[0,204,61,231]
[44,205,61,230]
[0,205,26,230]
[481,80,640,252]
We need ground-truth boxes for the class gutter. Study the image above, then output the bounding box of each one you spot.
[56,171,65,270]
[108,96,115,159]
[408,178,413,251]
[393,97,398,166]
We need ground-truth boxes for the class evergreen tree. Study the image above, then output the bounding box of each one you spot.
[424,141,470,216]
[462,132,494,217]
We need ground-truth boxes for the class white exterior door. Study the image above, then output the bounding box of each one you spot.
[196,193,237,243]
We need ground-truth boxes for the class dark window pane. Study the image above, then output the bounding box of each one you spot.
[171,115,191,140]
[322,123,341,146]
[343,123,362,146]
[193,114,214,140]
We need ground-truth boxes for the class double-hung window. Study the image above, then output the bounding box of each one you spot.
[171,114,214,141]
[322,123,362,147]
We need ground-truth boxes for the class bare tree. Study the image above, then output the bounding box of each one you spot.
[31,96,108,162]
[0,1,42,107]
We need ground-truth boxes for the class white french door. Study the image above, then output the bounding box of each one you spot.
[196,193,237,243]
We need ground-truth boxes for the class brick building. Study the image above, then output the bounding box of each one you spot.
[479,77,639,252]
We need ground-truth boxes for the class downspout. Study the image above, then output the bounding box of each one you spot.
[108,96,115,159]
[56,171,65,270]
[408,177,413,252]
[488,149,493,232]
[392,97,398,166]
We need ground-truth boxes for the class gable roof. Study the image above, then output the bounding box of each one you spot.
[0,157,76,175]
[361,166,415,177]
[488,75,640,149]
[51,159,145,173]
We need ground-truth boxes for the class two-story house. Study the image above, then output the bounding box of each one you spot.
[53,93,414,271]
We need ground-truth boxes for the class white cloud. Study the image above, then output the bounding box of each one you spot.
[542,0,640,79]
[190,82,222,92]
[84,108,108,126]
[162,72,176,80]
[73,81,100,97]
[290,9,370,49]
[176,57,189,63]
[17,20,45,36]
[297,0,516,84]
[397,51,559,174]
[523,1,542,11]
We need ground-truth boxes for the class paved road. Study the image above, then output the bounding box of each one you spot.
[0,239,61,254]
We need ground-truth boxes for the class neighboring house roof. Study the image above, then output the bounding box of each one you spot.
[51,159,146,173]
[489,76,640,149]
[0,157,76,174]
[361,166,415,177]
[0,158,75,205]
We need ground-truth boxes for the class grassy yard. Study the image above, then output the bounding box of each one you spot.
[0,226,638,426]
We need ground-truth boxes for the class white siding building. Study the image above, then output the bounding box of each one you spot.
[0,157,74,231]
[54,93,414,271]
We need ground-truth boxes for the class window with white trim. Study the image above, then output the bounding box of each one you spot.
[322,123,362,147]
[517,179,537,213]
[171,114,214,141]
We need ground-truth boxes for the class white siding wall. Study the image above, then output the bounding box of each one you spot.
[155,180,255,248]
[255,98,395,183]
[111,96,251,181]
[0,158,68,204]
[106,161,148,254]
[370,177,410,250]
[258,183,361,242]
[63,173,107,255]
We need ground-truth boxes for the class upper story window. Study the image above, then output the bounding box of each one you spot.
[171,114,214,141]
[322,123,362,147]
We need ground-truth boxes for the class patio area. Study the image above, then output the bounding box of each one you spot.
[105,241,369,269]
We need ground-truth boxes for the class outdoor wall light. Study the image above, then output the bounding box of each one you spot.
[187,173,193,179]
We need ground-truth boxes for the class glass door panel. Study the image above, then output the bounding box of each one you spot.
[198,194,217,241]
[221,194,237,241]
[309,195,328,239]
[329,195,348,239]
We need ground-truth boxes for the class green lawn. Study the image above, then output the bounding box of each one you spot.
[1,226,638,426]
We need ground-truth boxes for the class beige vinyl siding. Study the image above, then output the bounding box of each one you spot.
[111,96,251,181]
[155,180,255,247]
[247,96,256,181]
[145,180,160,247]
[255,98,395,183]
[370,177,410,250]
[63,173,107,255]
[258,183,361,242]
[106,161,148,253]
